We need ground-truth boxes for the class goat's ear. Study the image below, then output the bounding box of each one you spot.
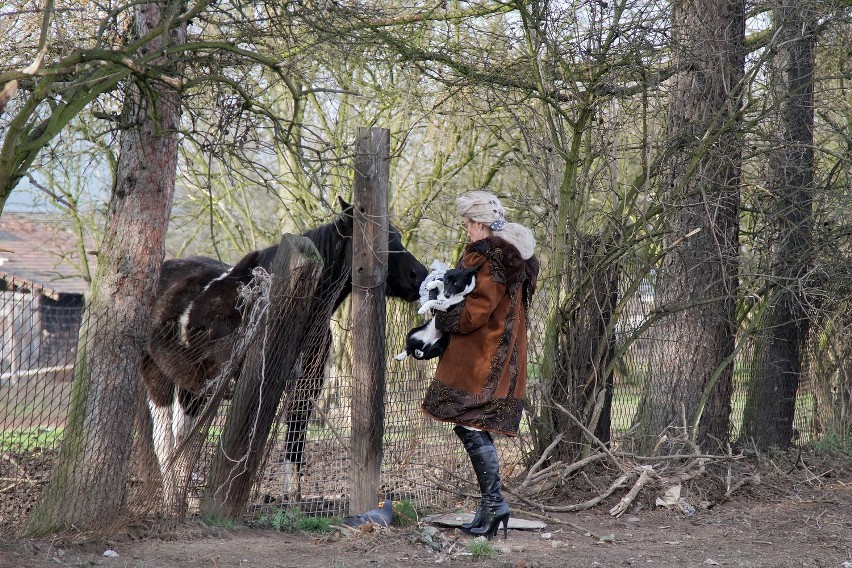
[335,197,354,236]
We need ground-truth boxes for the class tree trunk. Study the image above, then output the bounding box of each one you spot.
[635,0,744,454]
[25,1,185,534]
[547,234,619,462]
[202,234,323,520]
[531,103,595,467]
[740,0,815,450]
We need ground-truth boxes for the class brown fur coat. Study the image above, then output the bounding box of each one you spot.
[421,236,539,436]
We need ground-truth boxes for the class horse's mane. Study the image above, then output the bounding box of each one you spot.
[254,221,350,308]
[301,220,349,264]
[249,218,348,313]
[300,220,351,302]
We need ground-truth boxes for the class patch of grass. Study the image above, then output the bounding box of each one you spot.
[256,508,301,532]
[0,427,63,452]
[467,536,498,559]
[202,515,236,529]
[255,508,340,534]
[297,516,335,533]
[391,499,418,527]
[809,433,852,457]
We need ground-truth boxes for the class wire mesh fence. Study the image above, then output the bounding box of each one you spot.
[0,251,848,537]
[0,293,80,437]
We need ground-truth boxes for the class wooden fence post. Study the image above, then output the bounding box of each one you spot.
[350,127,390,514]
[202,233,323,520]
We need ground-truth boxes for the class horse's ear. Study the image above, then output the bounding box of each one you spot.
[335,196,354,236]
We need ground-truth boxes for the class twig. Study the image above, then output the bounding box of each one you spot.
[329,523,359,536]
[554,402,631,474]
[44,534,58,560]
[613,451,743,461]
[0,477,38,485]
[580,470,601,494]
[725,442,733,497]
[804,469,834,485]
[609,466,655,517]
[520,459,566,488]
[521,434,563,488]
[559,452,607,477]
[520,452,607,492]
[721,473,758,503]
[510,472,632,513]
[0,476,39,493]
[659,437,708,485]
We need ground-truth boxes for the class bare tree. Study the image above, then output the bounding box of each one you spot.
[635,0,745,453]
[25,0,186,534]
[740,1,817,451]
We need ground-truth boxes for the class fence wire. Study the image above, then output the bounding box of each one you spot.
[0,261,848,537]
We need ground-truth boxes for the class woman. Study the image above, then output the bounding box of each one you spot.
[422,190,539,540]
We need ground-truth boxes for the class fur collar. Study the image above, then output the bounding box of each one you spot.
[465,236,530,288]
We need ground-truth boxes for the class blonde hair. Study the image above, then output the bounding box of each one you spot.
[456,190,536,259]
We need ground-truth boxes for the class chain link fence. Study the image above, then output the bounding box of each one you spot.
[0,255,848,537]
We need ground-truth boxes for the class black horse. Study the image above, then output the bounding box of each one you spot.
[142,198,427,502]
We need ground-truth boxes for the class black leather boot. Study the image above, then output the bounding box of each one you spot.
[454,426,510,539]
[460,505,484,531]
[454,426,486,530]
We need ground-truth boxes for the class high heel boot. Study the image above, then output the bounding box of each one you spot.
[454,426,485,530]
[454,426,510,540]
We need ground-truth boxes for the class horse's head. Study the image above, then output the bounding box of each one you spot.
[335,197,426,303]
[386,225,427,302]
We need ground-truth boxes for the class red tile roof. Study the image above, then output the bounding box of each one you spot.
[0,213,95,297]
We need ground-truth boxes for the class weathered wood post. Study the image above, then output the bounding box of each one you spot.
[202,233,323,520]
[350,127,390,514]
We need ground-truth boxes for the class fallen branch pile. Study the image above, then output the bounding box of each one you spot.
[508,428,753,540]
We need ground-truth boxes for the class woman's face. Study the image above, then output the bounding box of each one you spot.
[462,217,492,242]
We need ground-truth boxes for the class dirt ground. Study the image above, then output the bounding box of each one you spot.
[2,453,850,568]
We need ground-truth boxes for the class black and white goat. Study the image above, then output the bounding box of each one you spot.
[395,261,480,361]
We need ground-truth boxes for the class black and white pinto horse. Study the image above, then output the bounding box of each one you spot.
[142,198,427,503]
